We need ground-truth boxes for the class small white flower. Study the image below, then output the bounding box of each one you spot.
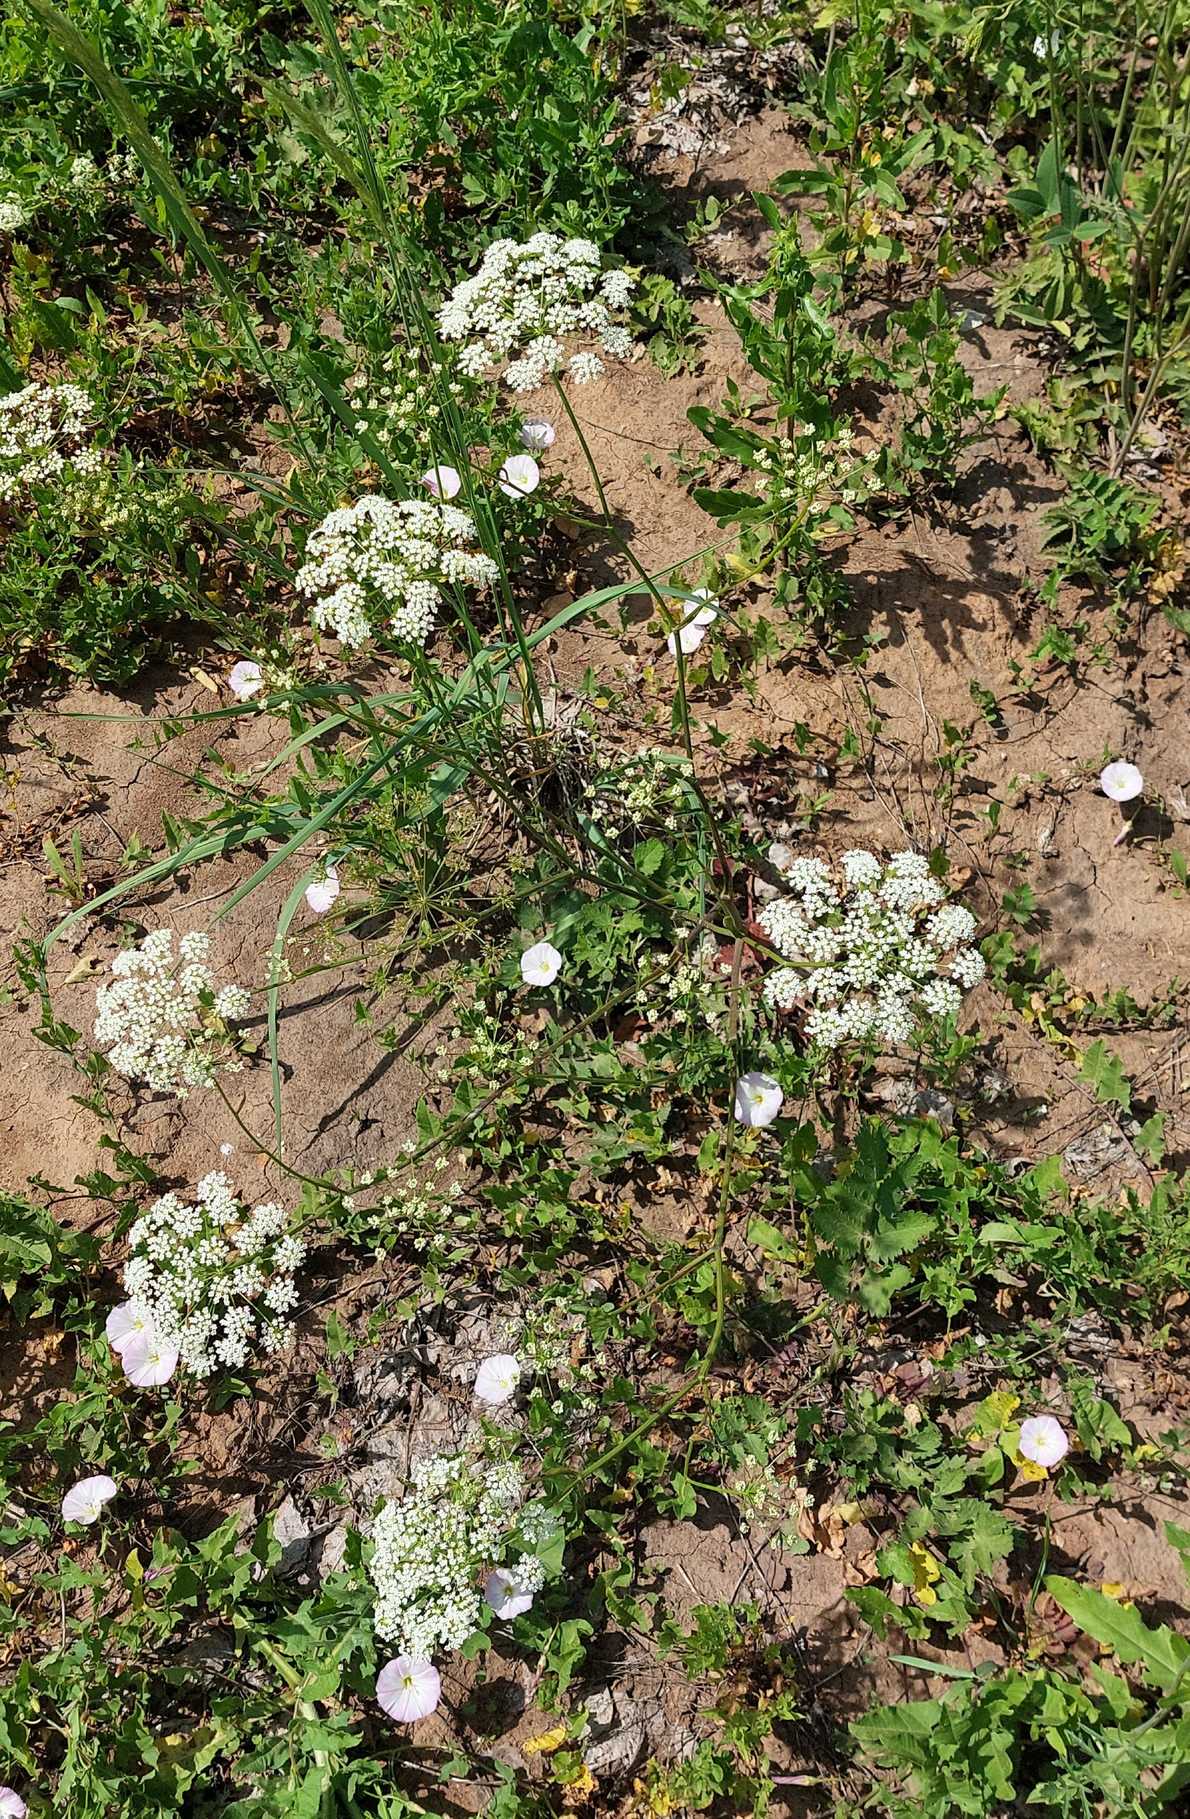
[305,866,340,914]
[106,1302,152,1355]
[665,589,717,656]
[498,453,540,499]
[1018,1415,1069,1469]
[520,940,562,987]
[220,1141,235,1156]
[474,1353,521,1405]
[1100,761,1143,803]
[484,1566,536,1619]
[61,1474,118,1525]
[519,418,556,451]
[733,1071,784,1129]
[121,1333,180,1389]
[228,660,263,701]
[376,1656,441,1723]
[0,1788,28,1817]
[421,463,462,500]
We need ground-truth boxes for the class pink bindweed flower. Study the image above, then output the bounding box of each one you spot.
[0,1788,27,1817]
[305,866,340,914]
[228,660,263,701]
[474,1353,521,1406]
[120,1333,179,1389]
[520,941,561,987]
[106,1302,152,1356]
[519,419,556,452]
[498,453,540,499]
[1018,1415,1069,1469]
[421,463,462,501]
[1100,761,1143,803]
[61,1474,118,1525]
[665,590,717,657]
[484,1566,536,1619]
[733,1072,784,1129]
[377,1656,441,1723]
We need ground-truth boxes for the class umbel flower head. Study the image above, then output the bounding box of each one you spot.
[438,232,635,393]
[119,1172,305,1379]
[295,494,499,650]
[369,1449,545,1659]
[0,379,104,504]
[94,928,251,1096]
[759,850,985,1050]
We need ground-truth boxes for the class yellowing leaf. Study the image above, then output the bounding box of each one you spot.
[908,1541,941,1607]
[523,1725,568,1757]
[560,1762,595,1797]
[979,1390,1020,1435]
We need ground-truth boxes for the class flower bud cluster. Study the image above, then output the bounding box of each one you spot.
[122,1171,304,1377]
[438,233,634,392]
[370,1451,540,1658]
[759,849,985,1048]
[0,382,105,504]
[94,928,251,1095]
[295,494,499,648]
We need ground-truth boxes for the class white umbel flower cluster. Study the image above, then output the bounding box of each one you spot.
[0,381,105,504]
[94,929,251,1095]
[122,1172,304,1377]
[759,849,985,1049]
[438,232,635,392]
[0,197,27,234]
[295,494,499,649]
[370,1451,542,1658]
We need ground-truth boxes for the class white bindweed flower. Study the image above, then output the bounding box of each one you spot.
[1018,1415,1069,1469]
[61,1474,118,1525]
[1100,761,1143,803]
[228,660,263,701]
[121,1332,180,1389]
[305,866,340,914]
[665,589,717,656]
[106,1302,152,1355]
[520,419,556,451]
[498,453,540,499]
[376,1656,441,1723]
[484,1565,536,1619]
[520,941,562,987]
[474,1353,521,1405]
[0,1788,28,1817]
[422,463,462,500]
[734,1072,784,1129]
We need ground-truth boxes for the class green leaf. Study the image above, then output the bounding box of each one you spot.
[1078,1039,1132,1113]
[1046,1577,1190,1690]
